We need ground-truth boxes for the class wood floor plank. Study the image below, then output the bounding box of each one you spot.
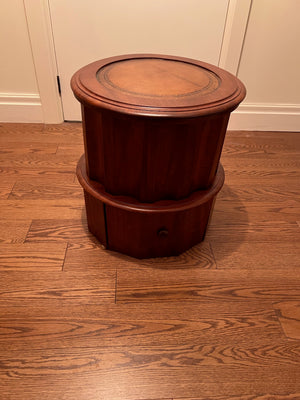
[224,130,300,147]
[64,242,216,271]
[9,181,82,200]
[9,172,76,184]
[273,301,300,340]
[221,151,300,167]
[212,199,300,223]
[222,137,300,155]
[210,241,300,269]
[0,199,84,219]
[0,124,299,399]
[222,142,300,157]
[0,122,82,144]
[0,179,15,198]
[25,219,96,246]
[221,170,300,187]
[0,377,298,400]
[0,243,67,271]
[1,341,299,373]
[56,143,84,157]
[0,305,282,350]
[0,299,278,320]
[218,183,300,203]
[206,220,300,243]
[220,153,300,180]
[0,141,57,154]
[135,242,216,270]
[0,220,31,243]
[222,140,300,157]
[0,351,299,400]
[0,122,43,135]
[0,167,76,180]
[0,153,78,170]
[43,122,82,134]
[175,395,300,400]
[0,270,115,303]
[213,184,300,225]
[116,268,300,303]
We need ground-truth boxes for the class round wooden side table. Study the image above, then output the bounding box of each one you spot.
[71,54,245,258]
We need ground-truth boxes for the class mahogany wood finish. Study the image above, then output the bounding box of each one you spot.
[71,54,246,257]
[0,123,300,399]
[80,106,230,200]
[77,155,224,258]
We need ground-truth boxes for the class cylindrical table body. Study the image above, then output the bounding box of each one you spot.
[77,155,225,259]
[71,54,245,258]
[81,106,231,202]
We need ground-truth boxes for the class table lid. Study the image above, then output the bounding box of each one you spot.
[71,54,246,117]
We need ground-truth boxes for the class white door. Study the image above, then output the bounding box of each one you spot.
[49,0,229,121]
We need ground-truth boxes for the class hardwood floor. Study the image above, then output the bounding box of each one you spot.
[0,122,299,400]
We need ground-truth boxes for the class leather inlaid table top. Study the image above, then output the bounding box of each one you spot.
[71,54,246,117]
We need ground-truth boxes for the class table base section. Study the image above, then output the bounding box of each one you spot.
[77,155,224,259]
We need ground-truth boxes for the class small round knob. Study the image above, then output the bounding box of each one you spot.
[157,228,168,237]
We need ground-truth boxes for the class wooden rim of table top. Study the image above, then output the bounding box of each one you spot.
[71,54,246,118]
[76,154,225,214]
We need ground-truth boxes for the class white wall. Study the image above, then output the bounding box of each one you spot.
[0,0,43,122]
[229,0,300,131]
[0,0,299,131]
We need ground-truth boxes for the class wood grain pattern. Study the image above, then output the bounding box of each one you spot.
[84,109,229,201]
[0,220,31,243]
[211,241,300,269]
[1,341,299,377]
[0,308,283,351]
[0,141,57,154]
[218,183,300,203]
[0,358,299,400]
[0,243,66,271]
[212,199,300,223]
[62,242,216,271]
[43,122,82,134]
[0,178,15,198]
[0,299,279,320]
[207,220,300,243]
[131,242,216,270]
[77,155,224,258]
[25,219,94,244]
[0,199,84,219]
[56,143,84,157]
[0,123,299,400]
[9,180,82,200]
[0,122,43,135]
[174,395,300,400]
[0,153,78,170]
[116,268,300,303]
[0,167,76,181]
[0,270,115,302]
[274,302,300,340]
[5,172,76,184]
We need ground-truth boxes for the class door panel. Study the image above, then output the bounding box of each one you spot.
[49,0,229,120]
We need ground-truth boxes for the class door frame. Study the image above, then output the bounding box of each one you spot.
[24,0,251,123]
[24,0,63,123]
[219,0,252,74]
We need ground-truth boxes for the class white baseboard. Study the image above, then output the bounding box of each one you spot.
[229,103,300,131]
[1,95,299,131]
[0,93,43,123]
